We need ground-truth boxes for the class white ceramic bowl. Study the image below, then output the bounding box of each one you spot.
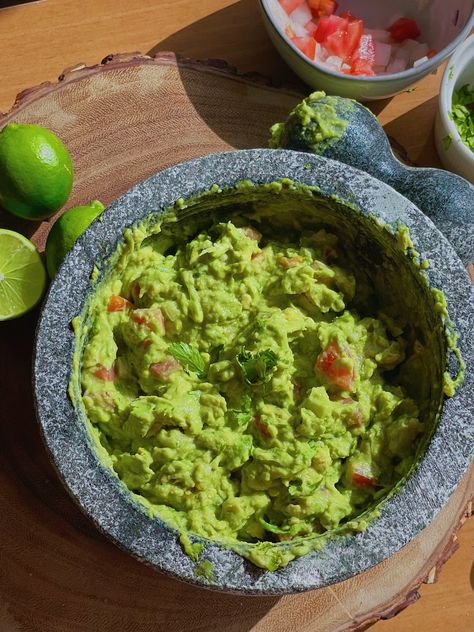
[260,0,474,100]
[435,34,474,184]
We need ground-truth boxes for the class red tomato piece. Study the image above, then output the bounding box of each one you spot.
[279,0,304,15]
[427,49,437,59]
[251,250,266,263]
[293,382,303,400]
[352,470,377,487]
[292,36,317,59]
[314,15,347,43]
[254,415,273,439]
[315,340,355,391]
[131,310,147,325]
[279,255,304,268]
[94,364,116,381]
[308,0,337,17]
[350,56,375,76]
[149,358,180,379]
[344,18,363,59]
[339,10,356,21]
[107,295,132,312]
[387,17,421,43]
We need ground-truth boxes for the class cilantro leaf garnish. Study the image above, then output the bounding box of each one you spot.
[236,348,278,385]
[229,393,252,426]
[168,342,206,379]
[209,344,224,364]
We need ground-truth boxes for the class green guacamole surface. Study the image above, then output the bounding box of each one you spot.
[77,216,428,571]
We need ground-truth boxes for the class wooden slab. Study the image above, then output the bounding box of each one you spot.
[0,52,472,632]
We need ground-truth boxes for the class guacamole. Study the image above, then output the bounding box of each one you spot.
[73,190,452,574]
[76,213,430,571]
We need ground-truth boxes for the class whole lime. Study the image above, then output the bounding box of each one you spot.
[45,200,106,278]
[0,123,73,220]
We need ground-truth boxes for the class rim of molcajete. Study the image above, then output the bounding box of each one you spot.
[33,149,474,595]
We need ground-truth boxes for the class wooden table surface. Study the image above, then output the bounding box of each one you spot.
[0,1,472,631]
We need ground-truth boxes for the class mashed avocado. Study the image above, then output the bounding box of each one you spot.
[74,199,441,572]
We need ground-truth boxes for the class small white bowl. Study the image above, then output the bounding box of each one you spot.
[260,0,474,101]
[435,34,474,184]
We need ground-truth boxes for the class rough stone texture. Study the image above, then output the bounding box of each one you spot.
[33,149,474,595]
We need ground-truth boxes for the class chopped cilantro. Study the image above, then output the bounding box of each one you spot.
[209,343,224,364]
[168,342,206,379]
[449,84,474,153]
[229,393,252,426]
[236,348,278,385]
[448,65,454,80]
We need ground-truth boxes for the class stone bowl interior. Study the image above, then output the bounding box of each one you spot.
[34,149,474,595]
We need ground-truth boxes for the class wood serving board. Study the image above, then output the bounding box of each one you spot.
[0,52,472,632]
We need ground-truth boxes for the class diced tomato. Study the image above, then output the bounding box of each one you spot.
[154,308,166,334]
[149,357,180,379]
[143,338,152,349]
[94,364,116,381]
[131,307,166,333]
[427,49,437,59]
[344,19,363,59]
[387,17,421,43]
[293,383,303,400]
[107,295,132,312]
[279,255,304,268]
[131,310,147,325]
[253,415,273,439]
[308,0,337,18]
[251,250,266,263]
[279,0,304,16]
[350,56,375,76]
[315,340,355,391]
[339,10,356,21]
[352,470,377,487]
[292,36,317,59]
[314,15,347,43]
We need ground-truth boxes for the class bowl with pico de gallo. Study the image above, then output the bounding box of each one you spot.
[259,0,474,100]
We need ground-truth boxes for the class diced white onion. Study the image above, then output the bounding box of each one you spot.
[409,42,429,64]
[291,20,309,37]
[325,55,343,70]
[290,3,312,26]
[365,28,391,44]
[374,41,392,67]
[386,57,408,73]
[413,55,429,67]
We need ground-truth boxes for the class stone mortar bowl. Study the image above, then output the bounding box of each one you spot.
[34,149,474,595]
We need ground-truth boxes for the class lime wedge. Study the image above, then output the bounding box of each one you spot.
[0,229,47,321]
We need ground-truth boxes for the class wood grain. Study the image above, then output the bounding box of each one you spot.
[0,52,472,632]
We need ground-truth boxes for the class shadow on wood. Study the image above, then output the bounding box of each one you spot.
[0,314,280,631]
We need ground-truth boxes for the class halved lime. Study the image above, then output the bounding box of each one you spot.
[0,229,47,321]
